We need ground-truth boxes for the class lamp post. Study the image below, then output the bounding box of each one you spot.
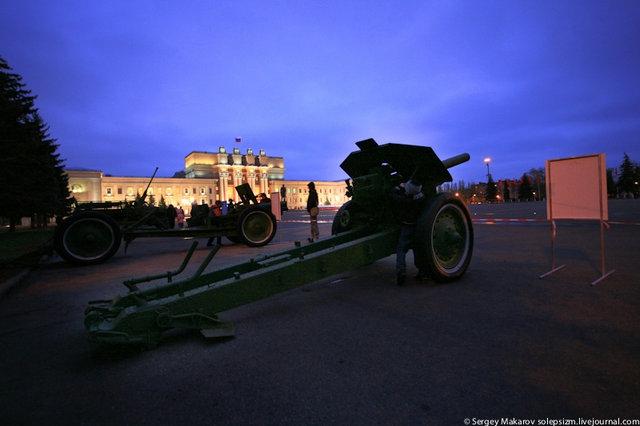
[484,157,492,181]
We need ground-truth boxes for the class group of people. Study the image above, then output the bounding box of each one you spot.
[165,204,185,228]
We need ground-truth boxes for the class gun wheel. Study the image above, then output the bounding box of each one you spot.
[415,194,473,282]
[54,211,122,265]
[331,200,355,234]
[238,208,277,247]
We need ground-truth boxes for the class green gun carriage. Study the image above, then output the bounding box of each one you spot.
[54,171,277,265]
[85,139,473,347]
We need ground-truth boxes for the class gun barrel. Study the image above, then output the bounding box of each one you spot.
[442,153,470,169]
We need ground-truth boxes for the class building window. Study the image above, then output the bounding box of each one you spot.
[184,188,189,195]
[192,187,196,194]
[127,187,134,196]
[148,187,154,195]
[208,187,212,194]
[106,187,113,196]
[200,187,206,195]
[117,187,122,195]
[166,188,173,196]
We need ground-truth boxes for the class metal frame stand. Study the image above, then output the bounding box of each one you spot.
[539,220,566,278]
[539,220,615,285]
[590,220,615,286]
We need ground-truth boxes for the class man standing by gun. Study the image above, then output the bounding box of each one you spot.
[391,178,428,286]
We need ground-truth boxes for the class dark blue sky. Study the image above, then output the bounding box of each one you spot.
[1,0,639,183]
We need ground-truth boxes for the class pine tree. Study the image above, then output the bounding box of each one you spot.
[0,56,70,230]
[618,153,636,197]
[519,174,533,201]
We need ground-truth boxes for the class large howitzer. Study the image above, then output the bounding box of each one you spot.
[54,170,277,265]
[85,139,472,346]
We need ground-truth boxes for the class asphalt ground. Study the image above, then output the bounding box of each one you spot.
[1,201,639,424]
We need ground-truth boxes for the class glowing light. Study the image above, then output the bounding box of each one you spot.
[455,192,460,197]
[483,157,491,163]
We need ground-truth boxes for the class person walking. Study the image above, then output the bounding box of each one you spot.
[391,178,428,286]
[306,181,319,242]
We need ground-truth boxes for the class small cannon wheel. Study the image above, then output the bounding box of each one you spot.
[237,207,277,247]
[415,194,473,282]
[54,211,122,265]
[331,200,355,235]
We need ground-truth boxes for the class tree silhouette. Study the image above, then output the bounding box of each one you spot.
[0,57,70,230]
[502,181,510,202]
[518,174,533,201]
[606,168,616,198]
[618,153,637,197]
[485,175,497,202]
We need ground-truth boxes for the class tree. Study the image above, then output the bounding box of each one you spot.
[527,167,545,200]
[502,181,510,202]
[606,168,617,198]
[158,194,167,208]
[485,175,497,202]
[618,153,637,197]
[518,173,533,201]
[0,56,70,230]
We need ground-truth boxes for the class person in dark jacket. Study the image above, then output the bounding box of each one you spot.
[306,181,319,242]
[391,179,428,286]
[166,204,177,229]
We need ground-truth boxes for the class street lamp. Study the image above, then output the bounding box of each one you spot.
[484,157,492,181]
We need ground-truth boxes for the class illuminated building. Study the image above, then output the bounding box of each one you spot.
[66,147,349,210]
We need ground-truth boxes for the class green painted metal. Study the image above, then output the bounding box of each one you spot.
[432,205,468,269]
[84,138,473,347]
[85,227,397,345]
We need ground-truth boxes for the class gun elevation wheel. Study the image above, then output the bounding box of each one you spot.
[54,211,122,265]
[237,208,277,247]
[332,200,356,234]
[415,194,473,282]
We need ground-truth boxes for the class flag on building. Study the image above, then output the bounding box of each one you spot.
[235,137,242,143]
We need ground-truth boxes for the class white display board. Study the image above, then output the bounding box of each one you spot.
[546,154,607,221]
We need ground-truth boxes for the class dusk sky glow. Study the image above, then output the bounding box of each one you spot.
[1,0,639,183]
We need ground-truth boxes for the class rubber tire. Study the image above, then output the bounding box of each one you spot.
[414,194,473,282]
[237,207,277,247]
[54,211,122,265]
[331,200,355,235]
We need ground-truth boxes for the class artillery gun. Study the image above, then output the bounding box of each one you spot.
[84,139,472,347]
[54,168,277,265]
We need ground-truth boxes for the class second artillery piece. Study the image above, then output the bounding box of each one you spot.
[85,138,473,346]
[54,168,277,265]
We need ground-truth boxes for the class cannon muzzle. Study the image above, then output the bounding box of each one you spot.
[442,153,470,169]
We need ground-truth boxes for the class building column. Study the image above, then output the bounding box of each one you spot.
[232,167,242,202]
[219,171,228,202]
[247,167,256,195]
[260,171,268,195]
